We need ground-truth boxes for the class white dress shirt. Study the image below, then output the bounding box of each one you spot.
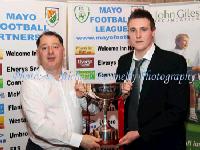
[21,66,98,150]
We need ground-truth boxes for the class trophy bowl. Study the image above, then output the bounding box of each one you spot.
[86,83,120,145]
[90,83,118,100]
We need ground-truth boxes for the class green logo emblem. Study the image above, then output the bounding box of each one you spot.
[74,5,90,23]
[76,71,95,80]
[0,79,3,88]
[45,7,59,27]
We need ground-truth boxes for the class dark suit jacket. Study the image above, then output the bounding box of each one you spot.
[116,45,189,150]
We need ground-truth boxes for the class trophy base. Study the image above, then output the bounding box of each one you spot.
[93,124,118,145]
[100,144,119,150]
[99,139,118,145]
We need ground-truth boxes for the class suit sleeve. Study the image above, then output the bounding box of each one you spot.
[138,55,189,141]
[116,56,125,83]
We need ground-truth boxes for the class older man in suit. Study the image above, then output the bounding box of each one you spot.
[116,9,189,150]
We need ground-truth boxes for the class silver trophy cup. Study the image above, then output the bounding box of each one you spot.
[85,83,120,145]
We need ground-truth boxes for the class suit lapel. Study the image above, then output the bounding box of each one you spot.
[125,51,134,72]
[118,51,133,81]
[140,46,161,99]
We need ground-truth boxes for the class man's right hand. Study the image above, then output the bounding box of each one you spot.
[120,80,132,99]
[80,135,101,149]
[121,80,132,94]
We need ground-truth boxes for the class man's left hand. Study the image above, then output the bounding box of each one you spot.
[118,131,140,146]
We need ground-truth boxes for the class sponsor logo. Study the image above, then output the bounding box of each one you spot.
[0,79,3,89]
[0,64,2,76]
[0,116,4,129]
[0,104,4,115]
[154,8,200,23]
[97,72,116,80]
[74,5,90,23]
[45,7,59,27]
[10,132,28,139]
[98,60,116,66]
[76,70,95,80]
[9,117,27,124]
[8,91,20,98]
[76,58,94,68]
[7,66,28,73]
[7,80,22,87]
[8,105,22,111]
[0,50,3,60]
[75,46,95,55]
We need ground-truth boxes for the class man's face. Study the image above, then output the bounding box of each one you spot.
[37,35,64,72]
[128,18,155,53]
[177,36,189,50]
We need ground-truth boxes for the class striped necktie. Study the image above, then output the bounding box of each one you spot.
[126,59,145,131]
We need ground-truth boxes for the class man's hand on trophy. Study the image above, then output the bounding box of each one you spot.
[118,131,140,146]
[75,80,87,98]
[80,135,101,149]
[120,80,132,99]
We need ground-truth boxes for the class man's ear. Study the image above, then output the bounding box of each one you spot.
[63,47,66,57]
[152,29,156,38]
[36,49,40,65]
[36,49,38,56]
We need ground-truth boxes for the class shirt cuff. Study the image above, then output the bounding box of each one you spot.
[69,133,83,147]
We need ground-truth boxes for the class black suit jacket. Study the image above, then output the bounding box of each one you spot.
[116,45,189,150]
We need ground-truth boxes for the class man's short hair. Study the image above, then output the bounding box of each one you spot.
[175,33,189,43]
[36,31,63,48]
[128,9,156,31]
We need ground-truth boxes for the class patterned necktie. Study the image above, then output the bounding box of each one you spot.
[126,59,145,131]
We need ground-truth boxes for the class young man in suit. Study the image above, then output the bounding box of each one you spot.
[116,9,189,150]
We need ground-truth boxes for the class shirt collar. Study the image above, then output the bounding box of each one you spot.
[38,66,47,78]
[37,65,68,80]
[133,43,155,61]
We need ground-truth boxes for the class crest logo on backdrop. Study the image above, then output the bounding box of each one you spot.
[74,5,90,23]
[45,7,59,27]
